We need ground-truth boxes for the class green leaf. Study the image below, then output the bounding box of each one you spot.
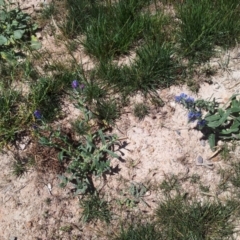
[105,149,118,158]
[0,51,16,63]
[0,0,5,6]
[230,119,240,129]
[220,128,239,135]
[230,107,240,113]
[0,11,6,21]
[208,133,216,151]
[30,35,41,50]
[13,30,25,39]
[204,113,221,122]
[98,129,106,145]
[0,35,7,45]
[207,109,231,128]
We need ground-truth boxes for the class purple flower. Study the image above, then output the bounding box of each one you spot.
[188,111,202,122]
[186,97,194,104]
[180,93,188,98]
[175,95,182,102]
[34,110,41,119]
[197,119,206,127]
[175,93,188,103]
[72,80,79,89]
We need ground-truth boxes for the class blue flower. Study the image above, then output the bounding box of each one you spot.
[180,93,188,98]
[72,80,79,89]
[185,97,194,104]
[175,96,182,102]
[188,111,202,122]
[175,93,188,103]
[197,119,206,127]
[34,110,41,119]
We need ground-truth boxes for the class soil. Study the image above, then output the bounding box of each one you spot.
[1,1,240,239]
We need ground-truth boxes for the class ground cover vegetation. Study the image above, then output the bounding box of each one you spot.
[1,0,240,238]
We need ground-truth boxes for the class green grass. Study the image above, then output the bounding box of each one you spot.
[80,194,111,223]
[115,223,163,240]
[156,195,237,239]
[176,0,240,62]
[134,103,149,120]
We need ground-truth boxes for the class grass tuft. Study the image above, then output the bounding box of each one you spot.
[156,195,236,239]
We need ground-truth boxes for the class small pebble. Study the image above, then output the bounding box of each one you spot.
[176,130,181,136]
[197,155,203,164]
[200,140,205,146]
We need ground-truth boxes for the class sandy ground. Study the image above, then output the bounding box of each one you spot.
[1,45,240,238]
[1,1,240,239]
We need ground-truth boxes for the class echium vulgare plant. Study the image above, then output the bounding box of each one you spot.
[35,80,119,195]
[175,93,240,150]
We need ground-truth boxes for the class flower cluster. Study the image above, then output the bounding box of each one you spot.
[188,110,201,122]
[175,93,206,128]
[72,80,85,90]
[175,93,195,108]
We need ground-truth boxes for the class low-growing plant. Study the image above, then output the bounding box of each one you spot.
[36,81,119,194]
[175,93,240,150]
[12,160,27,178]
[129,182,148,206]
[59,225,73,233]
[115,223,163,240]
[0,85,25,145]
[95,100,119,125]
[176,0,240,62]
[199,183,210,193]
[160,174,180,194]
[0,0,41,62]
[156,194,236,239]
[80,194,111,223]
[133,103,149,120]
[190,173,201,184]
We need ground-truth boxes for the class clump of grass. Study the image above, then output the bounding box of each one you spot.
[134,103,149,120]
[96,43,183,95]
[156,195,236,239]
[93,99,119,125]
[12,161,27,178]
[159,174,180,194]
[115,223,163,240]
[176,0,240,62]
[82,1,150,60]
[0,86,25,144]
[61,0,104,38]
[80,195,111,223]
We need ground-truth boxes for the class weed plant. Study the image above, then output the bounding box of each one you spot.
[134,103,149,120]
[175,93,240,150]
[12,160,27,178]
[36,82,119,194]
[80,194,111,223]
